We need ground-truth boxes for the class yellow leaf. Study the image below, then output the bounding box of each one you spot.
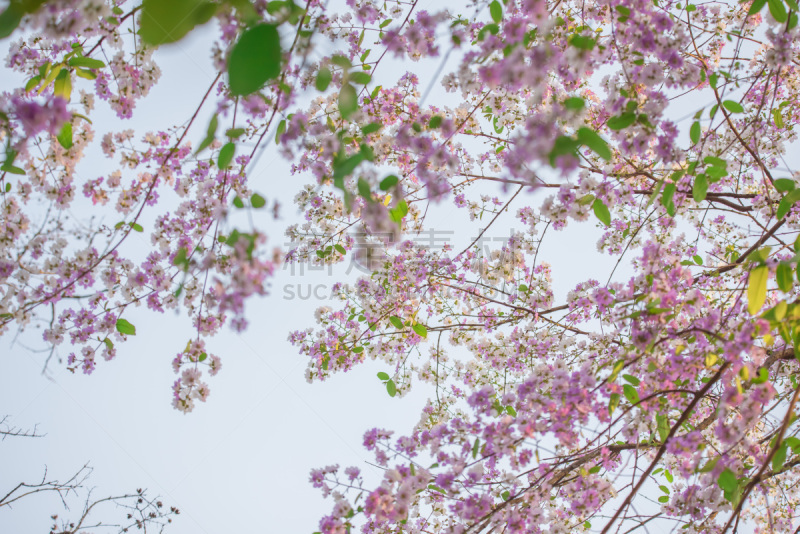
[739,366,750,381]
[384,194,392,206]
[747,265,769,315]
[735,376,743,394]
[705,353,718,367]
[775,300,787,320]
[764,333,775,347]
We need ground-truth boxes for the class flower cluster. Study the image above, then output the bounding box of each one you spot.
[3,0,800,531]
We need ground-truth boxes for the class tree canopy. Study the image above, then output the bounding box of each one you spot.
[2,0,800,532]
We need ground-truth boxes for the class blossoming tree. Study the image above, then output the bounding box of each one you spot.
[2,0,800,531]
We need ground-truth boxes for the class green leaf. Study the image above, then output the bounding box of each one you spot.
[67,56,105,69]
[74,69,97,84]
[0,4,24,39]
[693,175,708,202]
[389,200,409,223]
[718,468,738,493]
[233,196,245,208]
[362,122,381,135]
[705,167,728,181]
[333,153,364,180]
[690,121,701,144]
[607,112,636,130]
[548,135,579,166]
[751,367,769,385]
[139,0,216,45]
[412,324,428,338]
[39,65,61,92]
[228,24,282,96]
[428,484,445,494]
[315,67,332,91]
[722,100,744,114]
[348,71,371,85]
[768,0,788,21]
[465,437,478,461]
[131,223,143,232]
[623,384,639,405]
[576,127,612,161]
[564,97,585,110]
[747,265,769,315]
[778,189,800,219]
[24,75,41,92]
[622,374,640,386]
[338,83,358,119]
[226,128,246,139]
[569,34,596,50]
[115,318,136,336]
[774,178,796,192]
[656,414,670,442]
[1,164,24,175]
[750,246,772,264]
[330,54,351,68]
[56,121,73,150]
[778,199,793,220]
[386,379,397,397]
[218,142,235,169]
[379,174,399,191]
[357,178,372,199]
[777,262,793,292]
[489,0,502,22]
[173,247,188,268]
[477,23,499,40]
[377,371,390,380]
[251,193,266,208]
[704,156,727,168]
[773,442,788,472]
[334,244,346,254]
[592,198,611,226]
[773,108,785,129]
[428,115,443,129]
[196,114,218,154]
[698,456,719,472]
[748,0,767,14]
[103,338,114,351]
[661,183,676,216]
[389,316,404,329]
[359,143,375,162]
[275,119,287,144]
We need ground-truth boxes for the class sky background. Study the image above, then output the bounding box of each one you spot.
[0,6,619,533]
